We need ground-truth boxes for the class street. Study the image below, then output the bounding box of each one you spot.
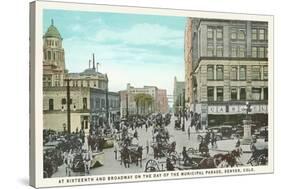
[52,115,253,178]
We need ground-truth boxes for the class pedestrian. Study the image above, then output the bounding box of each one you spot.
[83,149,92,174]
[145,121,148,132]
[166,158,175,171]
[187,126,191,140]
[64,149,73,176]
[182,147,193,166]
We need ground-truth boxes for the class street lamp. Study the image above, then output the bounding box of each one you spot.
[242,101,252,144]
[126,93,129,119]
[245,101,251,120]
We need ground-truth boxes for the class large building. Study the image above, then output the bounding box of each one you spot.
[43,20,120,132]
[43,87,91,133]
[157,89,169,114]
[185,18,268,128]
[120,84,168,117]
[90,88,120,128]
[173,77,185,113]
[43,19,66,87]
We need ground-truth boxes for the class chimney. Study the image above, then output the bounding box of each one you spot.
[92,53,96,71]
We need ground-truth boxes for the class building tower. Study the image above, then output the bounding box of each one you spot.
[43,19,66,87]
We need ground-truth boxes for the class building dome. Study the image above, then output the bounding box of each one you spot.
[44,19,62,39]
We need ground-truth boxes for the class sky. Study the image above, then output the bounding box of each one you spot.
[43,9,187,99]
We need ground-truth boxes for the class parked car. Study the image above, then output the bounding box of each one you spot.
[207,125,233,140]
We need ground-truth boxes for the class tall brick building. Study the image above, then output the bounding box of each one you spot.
[185,18,268,128]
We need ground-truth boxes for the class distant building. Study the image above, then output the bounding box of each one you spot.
[119,84,168,117]
[157,89,169,113]
[185,18,268,128]
[173,77,185,113]
[90,88,120,128]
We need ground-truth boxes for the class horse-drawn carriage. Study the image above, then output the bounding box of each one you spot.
[71,150,105,172]
[144,148,200,172]
[247,141,268,166]
[118,144,143,168]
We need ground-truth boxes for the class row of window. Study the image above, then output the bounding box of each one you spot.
[207,27,223,40]
[207,87,268,102]
[206,45,268,58]
[44,51,64,61]
[47,97,119,111]
[46,40,60,47]
[207,27,267,41]
[69,80,106,89]
[94,98,119,109]
[252,28,267,41]
[207,65,268,81]
[48,97,88,111]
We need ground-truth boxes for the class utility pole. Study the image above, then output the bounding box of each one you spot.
[126,93,129,119]
[182,89,185,132]
[105,78,109,127]
[65,78,71,134]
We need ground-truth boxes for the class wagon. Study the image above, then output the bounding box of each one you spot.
[72,151,105,172]
[247,141,268,166]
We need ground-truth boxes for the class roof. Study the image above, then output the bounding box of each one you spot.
[44,20,62,39]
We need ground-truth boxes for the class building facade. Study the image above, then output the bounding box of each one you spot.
[90,88,120,128]
[185,18,268,128]
[43,87,91,133]
[173,77,185,113]
[43,19,66,87]
[157,89,169,113]
[43,20,119,133]
[120,84,168,117]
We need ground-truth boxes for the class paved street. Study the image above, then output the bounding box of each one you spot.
[52,115,253,178]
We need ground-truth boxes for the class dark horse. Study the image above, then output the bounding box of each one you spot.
[152,141,176,160]
[120,146,143,168]
[130,146,143,167]
[120,146,130,168]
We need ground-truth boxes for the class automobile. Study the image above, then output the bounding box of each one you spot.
[208,125,233,140]
[254,126,268,139]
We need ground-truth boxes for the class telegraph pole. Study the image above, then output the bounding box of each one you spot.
[126,93,129,119]
[182,89,185,132]
[65,78,71,134]
[105,78,109,127]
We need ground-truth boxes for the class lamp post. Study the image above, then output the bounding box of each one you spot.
[242,101,252,144]
[105,78,109,128]
[126,93,129,119]
[65,78,71,134]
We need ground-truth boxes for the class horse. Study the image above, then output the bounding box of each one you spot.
[130,146,143,167]
[119,146,130,168]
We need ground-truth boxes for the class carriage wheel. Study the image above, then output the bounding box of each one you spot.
[257,154,268,165]
[144,159,160,172]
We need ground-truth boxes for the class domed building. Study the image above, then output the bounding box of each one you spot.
[43,19,66,87]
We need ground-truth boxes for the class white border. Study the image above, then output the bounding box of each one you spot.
[32,0,274,187]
